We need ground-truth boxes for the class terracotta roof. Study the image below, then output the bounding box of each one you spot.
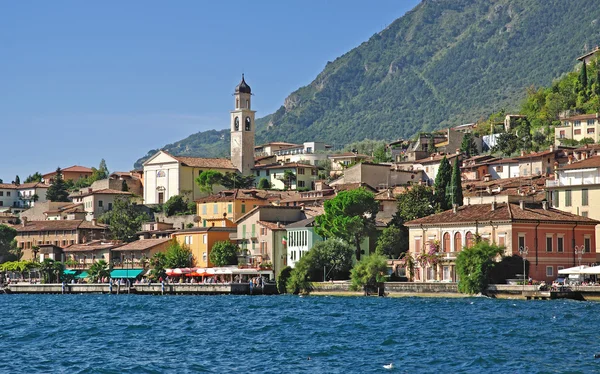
[559,156,600,171]
[561,113,599,121]
[115,238,172,251]
[174,156,237,169]
[328,153,371,159]
[303,206,324,218]
[14,220,108,232]
[285,217,316,228]
[43,166,93,178]
[257,221,286,230]
[374,190,396,201]
[333,183,377,192]
[255,142,300,149]
[196,189,269,203]
[405,202,598,226]
[416,153,461,164]
[252,163,319,170]
[44,203,84,214]
[173,227,236,234]
[64,242,122,252]
[235,205,305,224]
[0,182,50,190]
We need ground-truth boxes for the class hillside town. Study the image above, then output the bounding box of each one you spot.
[3,50,600,293]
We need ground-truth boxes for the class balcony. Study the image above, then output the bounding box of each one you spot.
[546,176,600,187]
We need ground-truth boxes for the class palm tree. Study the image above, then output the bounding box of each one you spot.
[39,259,56,283]
[88,260,111,283]
[149,252,167,281]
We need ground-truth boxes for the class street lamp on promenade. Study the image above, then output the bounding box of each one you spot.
[575,245,584,267]
[519,246,528,291]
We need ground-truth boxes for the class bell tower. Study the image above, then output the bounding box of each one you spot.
[230,74,256,176]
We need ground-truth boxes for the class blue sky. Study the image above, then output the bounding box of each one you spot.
[0,0,419,182]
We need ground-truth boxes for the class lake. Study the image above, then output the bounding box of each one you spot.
[1,294,598,373]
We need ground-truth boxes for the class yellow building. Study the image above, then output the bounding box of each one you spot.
[196,189,272,226]
[172,227,236,268]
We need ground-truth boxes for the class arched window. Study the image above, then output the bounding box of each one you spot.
[245,116,251,131]
[454,232,462,252]
[443,232,451,252]
[466,232,474,248]
[234,117,240,131]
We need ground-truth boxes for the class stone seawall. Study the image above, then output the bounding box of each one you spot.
[6,283,275,295]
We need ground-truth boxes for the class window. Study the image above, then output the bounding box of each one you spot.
[6,192,10,197]
[496,165,503,172]
[298,168,305,175]
[574,120,581,127]
[546,236,553,252]
[565,190,571,207]
[184,236,192,245]
[443,232,451,252]
[574,129,582,135]
[465,232,474,248]
[588,128,596,134]
[241,204,246,213]
[588,119,595,126]
[518,235,525,250]
[203,251,207,263]
[379,204,384,212]
[552,190,559,207]
[298,181,305,188]
[108,202,112,210]
[584,237,591,253]
[414,237,422,253]
[546,266,553,277]
[228,204,232,214]
[557,236,564,253]
[498,235,505,247]
[203,235,207,244]
[582,189,589,206]
[559,130,566,138]
[202,205,207,215]
[454,233,462,251]
[582,211,589,217]
[0,191,3,196]
[98,200,103,207]
[213,204,218,214]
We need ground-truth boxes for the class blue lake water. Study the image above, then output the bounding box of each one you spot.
[1,294,599,373]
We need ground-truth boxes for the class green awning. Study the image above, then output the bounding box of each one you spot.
[63,269,77,275]
[75,271,89,279]
[110,269,144,279]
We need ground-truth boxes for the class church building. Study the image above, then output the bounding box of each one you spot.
[143,76,256,204]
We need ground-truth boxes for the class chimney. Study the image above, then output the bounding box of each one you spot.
[22,216,28,227]
[452,203,458,213]
[521,150,526,157]
[549,144,554,152]
[542,200,548,210]
[519,200,525,210]
[277,222,281,228]
[91,218,97,226]
[491,201,496,211]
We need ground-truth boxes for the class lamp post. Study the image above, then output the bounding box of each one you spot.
[519,246,528,291]
[575,245,584,267]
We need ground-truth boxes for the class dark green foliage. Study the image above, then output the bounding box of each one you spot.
[350,254,388,291]
[277,266,292,294]
[88,260,111,282]
[220,172,255,189]
[149,252,167,280]
[579,61,588,91]
[488,254,529,285]
[375,225,408,259]
[46,168,70,202]
[286,239,354,294]
[456,241,504,294]
[121,180,129,192]
[493,132,519,156]
[163,195,194,216]
[433,156,452,210]
[278,170,296,190]
[14,175,20,185]
[393,185,437,223]
[24,172,42,183]
[460,133,478,157]
[134,1,600,167]
[372,145,392,163]
[257,178,271,189]
[99,196,149,242]
[209,241,238,267]
[196,170,224,194]
[165,240,193,269]
[315,188,379,261]
[449,158,463,207]
[0,225,19,263]
[38,259,64,284]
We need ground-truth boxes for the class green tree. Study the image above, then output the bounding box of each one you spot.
[579,61,588,91]
[209,241,239,266]
[163,195,189,217]
[278,170,296,190]
[515,118,532,152]
[219,172,255,189]
[372,145,392,163]
[448,157,463,207]
[165,240,193,268]
[455,241,504,294]
[121,179,129,192]
[149,252,167,280]
[196,170,223,194]
[460,133,478,157]
[0,225,18,263]
[99,196,148,242]
[493,133,518,156]
[393,185,437,223]
[88,260,111,282]
[375,225,408,259]
[46,168,70,202]
[38,259,64,283]
[277,266,292,294]
[24,172,43,183]
[315,188,379,261]
[257,178,271,189]
[350,254,388,292]
[433,156,452,210]
[14,175,20,185]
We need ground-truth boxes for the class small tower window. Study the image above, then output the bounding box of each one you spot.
[246,99,249,109]
[245,117,251,131]
[236,99,239,109]
[234,117,240,131]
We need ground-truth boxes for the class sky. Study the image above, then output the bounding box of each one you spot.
[0,0,420,182]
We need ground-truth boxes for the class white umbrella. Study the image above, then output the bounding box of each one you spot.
[579,265,600,275]
[558,265,589,275]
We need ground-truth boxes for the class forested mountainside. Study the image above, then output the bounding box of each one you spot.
[135,0,600,168]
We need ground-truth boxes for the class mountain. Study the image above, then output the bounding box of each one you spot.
[135,0,600,168]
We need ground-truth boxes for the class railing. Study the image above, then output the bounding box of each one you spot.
[546,178,600,187]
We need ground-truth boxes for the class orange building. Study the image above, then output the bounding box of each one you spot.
[172,227,237,268]
[405,201,598,282]
[195,189,272,227]
[43,165,94,183]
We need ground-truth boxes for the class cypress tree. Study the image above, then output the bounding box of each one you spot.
[46,168,70,202]
[14,175,20,185]
[121,179,129,192]
[580,61,588,90]
[448,157,463,207]
[434,156,452,210]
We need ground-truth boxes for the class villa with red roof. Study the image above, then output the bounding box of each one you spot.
[42,165,94,183]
